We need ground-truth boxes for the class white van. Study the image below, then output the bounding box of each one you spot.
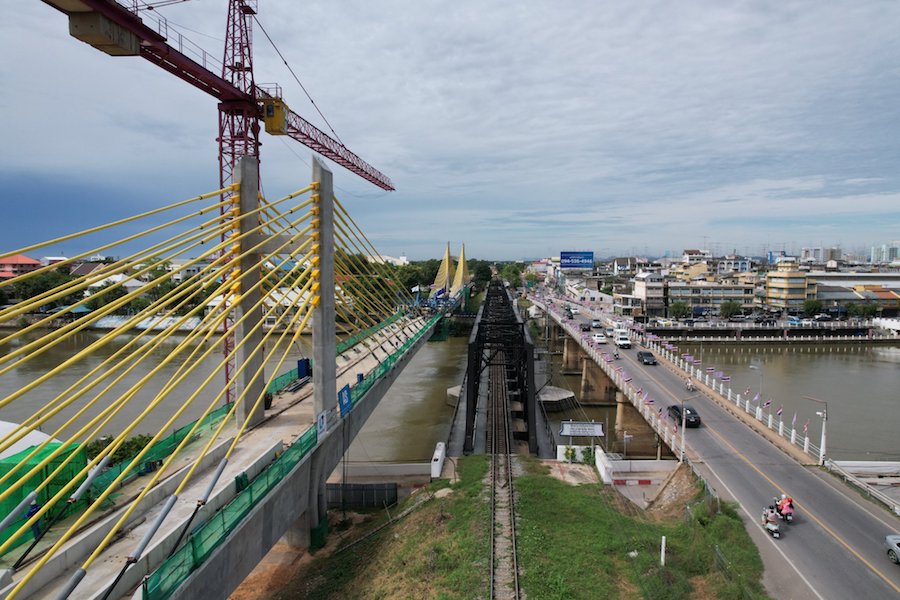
[615,333,631,349]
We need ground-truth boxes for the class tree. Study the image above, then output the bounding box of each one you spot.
[719,300,743,319]
[473,263,492,288]
[13,268,82,308]
[86,282,130,315]
[846,302,879,318]
[669,300,690,319]
[802,300,823,317]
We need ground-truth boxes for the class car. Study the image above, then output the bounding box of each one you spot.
[667,404,701,427]
[591,333,607,344]
[591,319,602,329]
[580,322,591,332]
[886,534,900,564]
[801,318,814,326]
[614,335,631,349]
[814,314,832,322]
[636,351,657,365]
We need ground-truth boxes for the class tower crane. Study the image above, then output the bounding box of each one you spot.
[40,0,394,403]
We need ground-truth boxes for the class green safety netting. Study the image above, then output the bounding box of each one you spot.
[143,314,441,600]
[143,427,318,600]
[0,442,86,554]
[88,402,234,498]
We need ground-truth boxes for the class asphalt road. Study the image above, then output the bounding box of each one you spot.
[565,309,900,599]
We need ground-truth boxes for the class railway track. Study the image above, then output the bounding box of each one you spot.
[488,357,520,600]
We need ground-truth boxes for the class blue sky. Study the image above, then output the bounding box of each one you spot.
[2,1,899,261]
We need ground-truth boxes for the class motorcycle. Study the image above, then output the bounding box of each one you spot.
[773,497,795,523]
[761,507,781,538]
[685,380,695,392]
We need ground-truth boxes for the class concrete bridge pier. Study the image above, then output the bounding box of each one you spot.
[614,391,657,456]
[579,357,616,405]
[561,337,582,374]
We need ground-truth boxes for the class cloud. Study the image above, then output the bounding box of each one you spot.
[3,1,900,260]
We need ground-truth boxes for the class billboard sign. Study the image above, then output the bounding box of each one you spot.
[560,251,594,269]
[559,421,604,437]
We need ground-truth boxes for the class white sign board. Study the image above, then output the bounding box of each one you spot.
[559,421,604,437]
[316,410,327,436]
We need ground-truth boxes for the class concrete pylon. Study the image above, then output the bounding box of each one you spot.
[310,157,335,536]
[311,157,337,419]
[235,156,265,427]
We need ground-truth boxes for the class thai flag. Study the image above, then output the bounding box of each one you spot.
[714,371,723,378]
[615,366,624,372]
[623,376,632,383]
[606,356,614,363]
[673,421,678,434]
[644,397,655,405]
[763,399,772,408]
[752,392,760,403]
[803,419,809,434]
[776,405,784,417]
[706,367,715,372]
[693,358,702,364]
[635,387,643,395]
[791,413,797,428]
[682,353,690,358]
[720,375,731,381]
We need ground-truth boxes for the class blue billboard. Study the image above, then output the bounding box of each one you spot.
[560,251,594,269]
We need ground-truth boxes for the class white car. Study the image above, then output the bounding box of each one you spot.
[591,333,607,344]
[615,335,631,349]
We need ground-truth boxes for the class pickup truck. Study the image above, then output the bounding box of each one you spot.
[615,334,631,349]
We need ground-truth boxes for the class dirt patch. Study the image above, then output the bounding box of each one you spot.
[646,464,697,521]
[541,460,599,485]
[688,574,719,600]
[229,511,372,600]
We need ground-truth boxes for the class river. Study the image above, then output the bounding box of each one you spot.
[2,327,896,463]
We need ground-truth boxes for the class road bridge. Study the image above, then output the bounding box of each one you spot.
[531,295,900,599]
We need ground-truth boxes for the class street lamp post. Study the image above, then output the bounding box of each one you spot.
[806,396,828,466]
[680,398,686,463]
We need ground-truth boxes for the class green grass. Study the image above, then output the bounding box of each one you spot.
[515,458,767,599]
[271,456,768,600]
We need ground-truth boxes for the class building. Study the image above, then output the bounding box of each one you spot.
[612,293,642,317]
[682,249,712,264]
[632,272,665,317]
[0,254,41,280]
[667,281,755,315]
[870,241,900,265]
[800,247,842,264]
[765,259,816,312]
[716,255,753,274]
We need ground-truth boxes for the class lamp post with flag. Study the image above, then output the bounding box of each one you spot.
[805,396,828,466]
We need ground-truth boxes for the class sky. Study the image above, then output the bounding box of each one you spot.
[2,1,900,261]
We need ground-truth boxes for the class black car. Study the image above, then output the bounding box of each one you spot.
[636,351,657,365]
[580,322,591,332]
[668,404,701,427]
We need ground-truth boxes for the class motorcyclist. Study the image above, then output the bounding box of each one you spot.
[763,505,778,525]
[613,349,619,359]
[685,377,694,391]
[777,494,794,514]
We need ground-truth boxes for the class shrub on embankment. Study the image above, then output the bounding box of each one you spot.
[270,456,768,600]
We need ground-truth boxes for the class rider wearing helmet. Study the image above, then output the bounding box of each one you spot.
[777,494,793,513]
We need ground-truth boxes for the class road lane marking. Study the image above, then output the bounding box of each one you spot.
[704,424,900,595]
[634,363,900,596]
[697,458,826,600]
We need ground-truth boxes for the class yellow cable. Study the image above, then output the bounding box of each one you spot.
[0,185,235,262]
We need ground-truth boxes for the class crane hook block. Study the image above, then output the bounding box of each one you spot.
[261,98,289,135]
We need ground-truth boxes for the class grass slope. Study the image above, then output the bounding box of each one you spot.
[269,456,767,600]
